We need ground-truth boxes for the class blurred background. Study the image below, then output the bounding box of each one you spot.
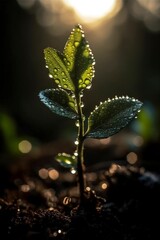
[1,0,160,173]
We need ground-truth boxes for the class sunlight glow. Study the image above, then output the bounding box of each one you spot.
[63,0,119,22]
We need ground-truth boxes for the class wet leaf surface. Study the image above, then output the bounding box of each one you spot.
[39,89,78,119]
[86,96,143,138]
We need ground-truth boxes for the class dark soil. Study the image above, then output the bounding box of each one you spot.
[0,151,160,240]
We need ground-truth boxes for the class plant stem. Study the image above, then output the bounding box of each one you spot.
[76,92,86,205]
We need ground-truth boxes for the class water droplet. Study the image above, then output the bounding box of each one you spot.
[85,79,91,85]
[71,94,75,99]
[54,68,58,72]
[82,84,86,88]
[65,159,71,165]
[49,74,53,78]
[55,79,60,84]
[62,72,65,76]
[45,65,48,68]
[79,79,83,84]
[62,78,66,82]
[86,84,92,89]
[80,102,84,107]
[74,41,79,47]
[74,151,78,157]
[54,74,57,78]
[74,140,79,145]
[67,61,70,66]
[71,168,76,174]
[80,92,83,97]
[75,120,79,127]
[64,84,68,89]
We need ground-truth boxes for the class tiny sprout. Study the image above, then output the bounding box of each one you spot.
[39,24,143,207]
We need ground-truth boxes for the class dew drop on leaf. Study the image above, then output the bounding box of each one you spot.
[86,84,92,89]
[74,41,80,47]
[84,79,91,85]
[64,84,68,89]
[55,79,60,84]
[79,79,83,84]
[49,74,53,78]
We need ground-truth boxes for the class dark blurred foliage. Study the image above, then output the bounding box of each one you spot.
[0,0,160,166]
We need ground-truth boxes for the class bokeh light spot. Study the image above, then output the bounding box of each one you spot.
[18,140,32,153]
[48,169,59,180]
[127,152,138,165]
[39,168,49,179]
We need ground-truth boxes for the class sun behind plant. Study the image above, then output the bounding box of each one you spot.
[39,24,143,207]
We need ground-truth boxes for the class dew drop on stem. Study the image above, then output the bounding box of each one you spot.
[75,120,80,127]
[74,151,78,156]
[70,168,76,174]
[74,139,79,145]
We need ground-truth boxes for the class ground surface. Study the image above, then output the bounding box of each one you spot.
[0,152,160,240]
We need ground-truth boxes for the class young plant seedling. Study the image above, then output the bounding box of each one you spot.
[39,24,143,207]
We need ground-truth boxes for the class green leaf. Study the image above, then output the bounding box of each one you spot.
[86,96,143,139]
[63,24,95,91]
[55,153,77,168]
[44,47,75,91]
[39,88,79,119]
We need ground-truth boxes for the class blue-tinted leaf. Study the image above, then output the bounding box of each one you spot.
[63,24,95,91]
[86,96,143,139]
[44,48,75,91]
[55,153,77,168]
[39,88,78,119]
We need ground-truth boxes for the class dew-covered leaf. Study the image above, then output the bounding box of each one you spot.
[55,153,77,168]
[86,96,143,139]
[63,24,95,91]
[39,88,78,119]
[44,47,75,91]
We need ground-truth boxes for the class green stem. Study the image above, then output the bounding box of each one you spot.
[75,92,86,205]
